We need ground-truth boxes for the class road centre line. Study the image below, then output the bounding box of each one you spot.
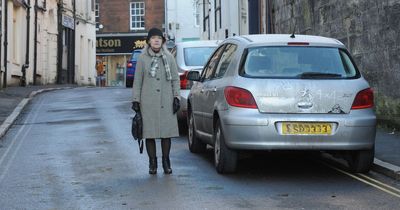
[323,162,400,198]
[0,97,44,184]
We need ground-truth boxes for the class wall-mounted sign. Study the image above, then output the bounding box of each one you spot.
[96,36,147,54]
[62,15,75,30]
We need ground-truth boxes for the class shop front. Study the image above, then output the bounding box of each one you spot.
[96,34,147,87]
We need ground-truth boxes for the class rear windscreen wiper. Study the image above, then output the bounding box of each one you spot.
[297,72,342,79]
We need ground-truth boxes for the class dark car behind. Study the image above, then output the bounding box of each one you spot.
[126,49,142,87]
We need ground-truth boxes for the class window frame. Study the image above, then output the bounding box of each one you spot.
[214,0,221,32]
[95,1,99,30]
[200,44,226,81]
[130,1,145,30]
[214,44,237,79]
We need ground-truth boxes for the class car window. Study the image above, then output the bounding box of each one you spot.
[214,44,237,79]
[242,47,359,78]
[184,47,216,66]
[201,45,225,81]
[131,50,142,61]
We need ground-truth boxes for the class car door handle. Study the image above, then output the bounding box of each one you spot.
[212,87,217,92]
[201,89,205,93]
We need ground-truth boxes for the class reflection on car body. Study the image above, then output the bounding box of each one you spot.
[187,34,376,174]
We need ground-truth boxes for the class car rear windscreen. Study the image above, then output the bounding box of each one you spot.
[184,47,216,66]
[243,47,359,79]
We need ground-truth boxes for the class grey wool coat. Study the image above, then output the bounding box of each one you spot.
[132,45,180,139]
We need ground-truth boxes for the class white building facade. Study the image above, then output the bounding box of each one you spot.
[196,0,274,40]
[0,0,96,88]
[166,0,202,43]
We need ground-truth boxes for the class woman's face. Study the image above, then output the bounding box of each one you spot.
[149,36,163,50]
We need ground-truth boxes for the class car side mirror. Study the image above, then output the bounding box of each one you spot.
[187,71,200,81]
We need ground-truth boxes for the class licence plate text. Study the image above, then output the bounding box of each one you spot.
[282,122,332,135]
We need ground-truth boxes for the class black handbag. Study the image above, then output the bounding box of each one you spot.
[131,112,144,153]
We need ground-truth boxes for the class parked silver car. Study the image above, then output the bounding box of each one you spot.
[170,40,219,127]
[187,34,376,174]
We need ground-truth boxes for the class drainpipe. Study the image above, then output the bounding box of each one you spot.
[33,0,38,85]
[56,0,63,84]
[164,0,168,35]
[72,0,76,84]
[0,2,2,88]
[67,0,76,84]
[3,0,8,88]
[21,0,32,87]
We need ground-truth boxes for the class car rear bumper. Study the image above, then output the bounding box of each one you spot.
[219,108,376,151]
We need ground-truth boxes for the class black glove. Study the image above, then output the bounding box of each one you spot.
[173,97,180,114]
[131,101,140,112]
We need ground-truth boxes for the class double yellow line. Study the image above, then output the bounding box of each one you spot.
[325,163,400,198]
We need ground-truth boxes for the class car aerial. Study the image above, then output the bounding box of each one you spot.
[170,40,219,128]
[187,34,376,174]
[126,49,143,87]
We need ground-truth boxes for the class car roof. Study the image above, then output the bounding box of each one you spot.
[227,34,345,48]
[175,40,220,48]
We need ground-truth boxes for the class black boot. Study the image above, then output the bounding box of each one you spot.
[149,157,157,174]
[162,156,172,174]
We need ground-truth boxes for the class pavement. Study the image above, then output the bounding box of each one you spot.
[0,85,399,180]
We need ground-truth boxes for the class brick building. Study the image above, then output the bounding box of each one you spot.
[95,0,165,87]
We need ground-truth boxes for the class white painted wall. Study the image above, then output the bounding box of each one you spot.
[197,0,248,40]
[74,0,96,86]
[166,0,201,42]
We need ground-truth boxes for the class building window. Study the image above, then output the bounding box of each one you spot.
[95,1,99,30]
[130,2,145,30]
[214,0,221,32]
[203,0,209,32]
[194,1,200,27]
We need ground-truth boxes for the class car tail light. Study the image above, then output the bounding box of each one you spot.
[224,86,258,109]
[180,71,193,89]
[351,88,374,109]
[127,62,133,68]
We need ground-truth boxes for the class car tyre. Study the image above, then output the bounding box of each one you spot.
[188,110,206,153]
[347,146,374,173]
[214,120,237,174]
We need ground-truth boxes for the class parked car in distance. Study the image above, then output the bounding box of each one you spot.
[187,34,376,174]
[170,40,219,128]
[126,49,143,87]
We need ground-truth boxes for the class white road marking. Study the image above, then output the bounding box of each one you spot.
[0,97,44,184]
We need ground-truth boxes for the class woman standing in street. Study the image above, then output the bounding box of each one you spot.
[132,28,180,174]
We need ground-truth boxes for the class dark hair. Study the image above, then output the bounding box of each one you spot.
[147,27,166,43]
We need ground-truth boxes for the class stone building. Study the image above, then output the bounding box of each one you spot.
[0,0,96,88]
[95,0,164,87]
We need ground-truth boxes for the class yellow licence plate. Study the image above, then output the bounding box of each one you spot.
[282,122,332,135]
